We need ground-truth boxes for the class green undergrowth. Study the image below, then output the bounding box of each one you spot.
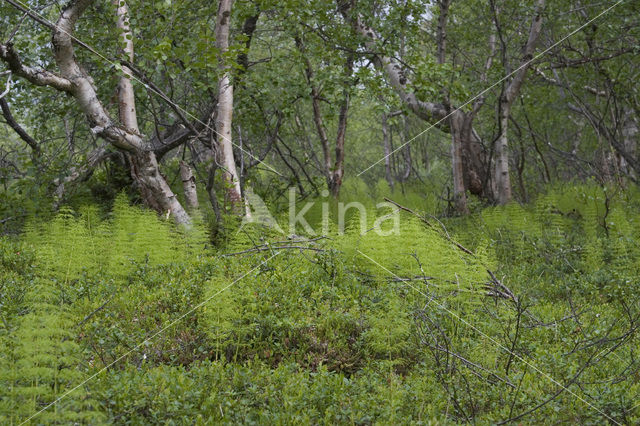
[1,184,640,424]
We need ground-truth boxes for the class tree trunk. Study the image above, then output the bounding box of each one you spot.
[329,59,352,197]
[382,112,395,191]
[180,161,199,210]
[114,1,191,223]
[436,0,451,65]
[113,0,138,132]
[339,0,483,214]
[129,151,191,225]
[492,0,545,205]
[495,102,512,204]
[459,112,486,196]
[297,37,352,198]
[450,112,469,214]
[214,0,243,212]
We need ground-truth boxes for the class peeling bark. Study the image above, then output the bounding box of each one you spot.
[129,151,191,225]
[113,0,138,133]
[111,1,190,223]
[436,0,451,66]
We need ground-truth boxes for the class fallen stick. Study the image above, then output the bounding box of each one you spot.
[384,197,474,255]
[222,245,326,257]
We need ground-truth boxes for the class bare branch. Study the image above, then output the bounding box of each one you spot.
[0,43,72,91]
[0,97,40,155]
[534,67,607,96]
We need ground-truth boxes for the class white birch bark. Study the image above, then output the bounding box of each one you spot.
[113,0,138,133]
[215,0,244,212]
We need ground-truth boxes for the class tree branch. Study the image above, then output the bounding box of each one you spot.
[503,0,545,105]
[337,0,448,123]
[0,71,11,99]
[0,43,72,91]
[0,97,40,155]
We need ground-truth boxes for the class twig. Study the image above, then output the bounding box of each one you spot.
[498,314,639,424]
[76,298,113,328]
[523,310,587,329]
[389,275,437,283]
[275,236,329,244]
[0,216,15,224]
[485,269,518,303]
[428,343,516,388]
[384,197,475,255]
[222,245,325,257]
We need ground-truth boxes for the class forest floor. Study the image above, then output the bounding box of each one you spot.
[2,185,640,424]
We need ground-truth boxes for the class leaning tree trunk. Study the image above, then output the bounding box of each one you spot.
[129,151,191,224]
[438,0,484,209]
[458,111,486,196]
[113,0,191,223]
[113,0,137,132]
[339,0,474,213]
[0,0,192,224]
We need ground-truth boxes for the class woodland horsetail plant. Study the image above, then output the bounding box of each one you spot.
[1,0,640,423]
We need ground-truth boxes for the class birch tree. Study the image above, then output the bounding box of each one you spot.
[213,0,244,211]
[0,0,192,224]
[492,0,545,204]
[338,0,488,213]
